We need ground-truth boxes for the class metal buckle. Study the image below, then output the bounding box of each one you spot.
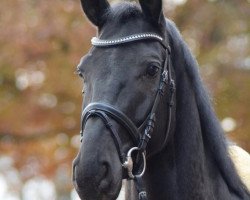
[162,70,168,83]
[122,147,146,179]
[139,191,147,199]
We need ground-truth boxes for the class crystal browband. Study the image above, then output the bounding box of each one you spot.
[91,33,163,47]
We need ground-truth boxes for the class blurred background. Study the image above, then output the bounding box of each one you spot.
[0,0,249,199]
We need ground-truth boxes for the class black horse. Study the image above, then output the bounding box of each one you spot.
[72,0,250,199]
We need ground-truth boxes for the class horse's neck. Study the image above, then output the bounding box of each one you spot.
[124,142,213,200]
[124,142,179,200]
[124,134,235,200]
[143,141,180,200]
[124,78,242,200]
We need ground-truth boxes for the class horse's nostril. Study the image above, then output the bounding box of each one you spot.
[99,162,111,191]
[101,162,109,178]
[73,165,80,191]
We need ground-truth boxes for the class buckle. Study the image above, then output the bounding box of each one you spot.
[162,70,168,83]
[139,191,147,199]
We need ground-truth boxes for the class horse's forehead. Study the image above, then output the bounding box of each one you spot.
[90,42,163,66]
[100,18,156,39]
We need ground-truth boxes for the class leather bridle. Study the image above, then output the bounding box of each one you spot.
[79,33,175,200]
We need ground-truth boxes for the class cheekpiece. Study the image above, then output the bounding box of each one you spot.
[91,33,163,47]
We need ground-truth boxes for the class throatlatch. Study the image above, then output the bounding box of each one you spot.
[79,33,175,200]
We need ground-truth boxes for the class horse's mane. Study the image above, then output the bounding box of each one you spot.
[165,19,249,197]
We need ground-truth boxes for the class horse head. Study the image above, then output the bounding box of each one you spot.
[72,0,176,199]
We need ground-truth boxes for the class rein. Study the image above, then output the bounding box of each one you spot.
[79,33,175,200]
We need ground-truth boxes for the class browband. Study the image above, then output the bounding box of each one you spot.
[91,33,164,47]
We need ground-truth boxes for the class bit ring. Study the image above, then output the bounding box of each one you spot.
[122,147,146,179]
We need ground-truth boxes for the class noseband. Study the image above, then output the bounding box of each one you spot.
[79,33,175,200]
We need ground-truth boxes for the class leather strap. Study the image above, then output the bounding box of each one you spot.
[81,103,140,144]
[82,110,126,163]
[134,176,147,200]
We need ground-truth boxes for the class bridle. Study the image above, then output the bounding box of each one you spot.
[79,33,175,200]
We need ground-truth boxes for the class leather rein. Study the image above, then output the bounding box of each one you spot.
[79,33,175,200]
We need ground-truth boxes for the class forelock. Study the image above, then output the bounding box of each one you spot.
[105,2,143,24]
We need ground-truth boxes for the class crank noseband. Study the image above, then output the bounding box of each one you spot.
[81,102,141,163]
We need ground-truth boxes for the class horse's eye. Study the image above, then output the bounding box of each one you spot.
[146,65,160,77]
[78,72,84,78]
[75,69,84,78]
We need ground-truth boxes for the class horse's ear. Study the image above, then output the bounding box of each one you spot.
[139,0,164,25]
[80,0,110,27]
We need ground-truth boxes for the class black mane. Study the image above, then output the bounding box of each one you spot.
[105,2,143,24]
[165,19,249,197]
